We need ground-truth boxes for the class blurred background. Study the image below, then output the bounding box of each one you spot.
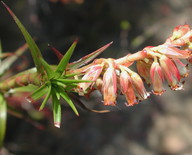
[1,0,192,154]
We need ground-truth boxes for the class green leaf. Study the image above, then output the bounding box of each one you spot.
[40,59,55,79]
[57,79,92,84]
[52,81,66,88]
[26,84,48,103]
[59,87,79,116]
[39,84,52,110]
[55,90,61,101]
[52,90,61,128]
[9,84,38,93]
[1,2,46,75]
[69,42,112,69]
[55,40,77,77]
[0,93,7,148]
[0,43,28,76]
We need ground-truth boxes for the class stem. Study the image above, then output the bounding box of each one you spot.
[115,51,147,66]
[0,68,42,92]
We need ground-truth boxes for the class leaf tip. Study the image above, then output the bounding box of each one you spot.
[39,107,43,111]
[74,38,79,44]
[1,1,10,12]
[54,122,61,128]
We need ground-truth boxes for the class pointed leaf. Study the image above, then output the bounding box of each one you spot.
[57,78,92,84]
[48,44,63,61]
[0,93,7,148]
[39,85,52,110]
[59,87,79,116]
[0,43,28,76]
[1,2,46,75]
[40,59,55,79]
[55,40,77,77]
[52,90,61,128]
[9,84,38,93]
[52,81,66,88]
[69,42,112,69]
[26,84,48,103]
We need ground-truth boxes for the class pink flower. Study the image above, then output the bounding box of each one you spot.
[120,70,137,106]
[78,64,103,94]
[159,55,181,90]
[150,61,165,95]
[136,60,152,85]
[130,72,150,101]
[103,67,117,106]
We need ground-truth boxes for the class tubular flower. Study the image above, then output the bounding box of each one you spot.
[136,59,153,85]
[150,61,165,95]
[159,55,181,90]
[120,69,137,106]
[102,65,117,106]
[78,64,103,94]
[129,71,150,101]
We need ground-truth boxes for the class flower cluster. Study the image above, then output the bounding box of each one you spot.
[76,25,192,107]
